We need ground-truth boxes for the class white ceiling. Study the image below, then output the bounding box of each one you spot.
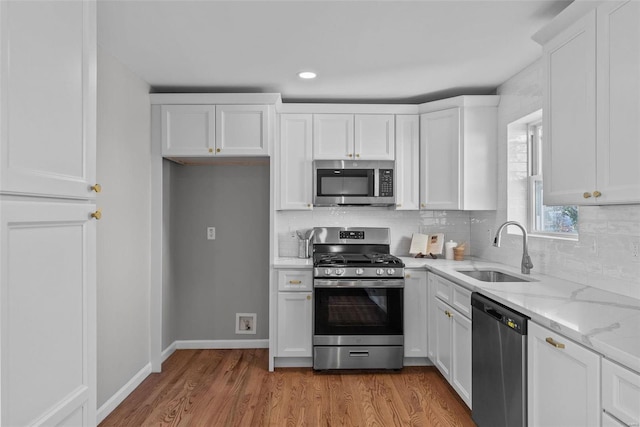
[97,0,572,103]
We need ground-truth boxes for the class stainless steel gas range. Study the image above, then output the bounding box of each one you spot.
[312,227,405,370]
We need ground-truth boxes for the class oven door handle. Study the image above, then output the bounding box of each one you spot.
[313,279,405,288]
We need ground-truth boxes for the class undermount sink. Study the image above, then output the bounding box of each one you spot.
[456,269,532,283]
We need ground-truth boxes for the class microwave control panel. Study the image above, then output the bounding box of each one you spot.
[379,169,394,197]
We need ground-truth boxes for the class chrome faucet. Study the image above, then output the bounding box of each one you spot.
[493,221,534,274]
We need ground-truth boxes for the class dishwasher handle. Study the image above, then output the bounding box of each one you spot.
[485,307,503,321]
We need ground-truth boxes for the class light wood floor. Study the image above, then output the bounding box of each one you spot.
[100,349,475,427]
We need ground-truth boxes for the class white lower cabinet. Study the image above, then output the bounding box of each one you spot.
[429,273,472,408]
[404,270,427,358]
[276,269,313,358]
[276,292,312,357]
[602,358,640,427]
[528,321,601,427]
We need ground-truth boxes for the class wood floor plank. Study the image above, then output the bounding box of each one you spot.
[100,349,476,427]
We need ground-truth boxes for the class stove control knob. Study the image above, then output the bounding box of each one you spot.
[376,268,385,276]
[324,268,333,276]
[355,268,364,276]
[335,268,345,276]
[387,268,396,276]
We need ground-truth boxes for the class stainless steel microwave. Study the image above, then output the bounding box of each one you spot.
[313,160,396,206]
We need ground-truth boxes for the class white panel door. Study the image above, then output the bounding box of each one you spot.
[277,292,312,357]
[596,0,640,204]
[395,115,420,210]
[277,114,313,210]
[420,108,461,210]
[1,201,96,427]
[434,299,452,379]
[0,1,96,200]
[216,105,269,156]
[313,114,354,159]
[528,322,600,427]
[403,270,427,358]
[543,10,597,205]
[161,105,216,156]
[354,114,395,160]
[451,309,472,408]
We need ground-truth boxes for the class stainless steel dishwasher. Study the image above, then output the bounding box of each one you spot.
[471,292,528,427]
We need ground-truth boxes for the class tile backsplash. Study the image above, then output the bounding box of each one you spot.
[276,208,471,259]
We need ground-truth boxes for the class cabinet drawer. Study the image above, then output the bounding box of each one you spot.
[452,285,471,319]
[434,275,452,303]
[602,358,640,426]
[278,270,313,291]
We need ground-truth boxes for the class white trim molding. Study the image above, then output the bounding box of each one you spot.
[174,339,269,350]
[97,363,152,424]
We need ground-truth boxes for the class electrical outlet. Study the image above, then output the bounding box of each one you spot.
[487,229,493,244]
[591,240,598,255]
[207,227,215,240]
[632,242,639,258]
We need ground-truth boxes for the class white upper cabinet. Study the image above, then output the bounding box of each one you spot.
[277,114,313,210]
[313,114,354,159]
[160,103,272,157]
[420,104,497,210]
[395,115,420,210]
[536,1,640,205]
[595,1,640,204]
[216,105,269,156]
[0,1,97,199]
[354,114,395,160]
[162,105,216,156]
[313,114,395,160]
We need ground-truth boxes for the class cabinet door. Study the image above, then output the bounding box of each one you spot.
[451,309,472,408]
[277,114,313,210]
[161,105,216,156]
[313,114,354,159]
[528,322,600,427]
[434,299,452,379]
[404,270,428,358]
[543,10,597,205]
[0,1,97,199]
[277,292,312,357]
[1,201,96,426]
[427,274,438,361]
[596,1,640,204]
[216,105,269,156]
[395,115,420,210]
[354,114,395,160]
[602,358,640,426]
[420,108,461,210]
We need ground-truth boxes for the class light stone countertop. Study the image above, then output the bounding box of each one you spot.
[273,256,640,374]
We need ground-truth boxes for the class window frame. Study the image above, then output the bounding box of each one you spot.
[526,120,578,240]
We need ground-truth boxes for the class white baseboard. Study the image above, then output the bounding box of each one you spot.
[174,339,269,350]
[97,362,152,424]
[161,341,177,363]
[274,357,313,368]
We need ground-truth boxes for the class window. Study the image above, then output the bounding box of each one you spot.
[528,122,578,236]
[507,111,578,238]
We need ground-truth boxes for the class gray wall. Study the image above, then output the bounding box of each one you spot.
[96,47,151,407]
[169,164,270,340]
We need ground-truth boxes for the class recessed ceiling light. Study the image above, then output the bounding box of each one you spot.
[298,71,317,79]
